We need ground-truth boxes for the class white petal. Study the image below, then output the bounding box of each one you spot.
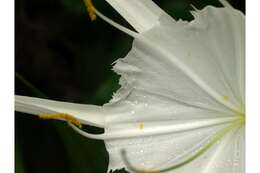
[72,116,237,140]
[161,126,244,173]
[104,90,242,171]
[105,123,229,172]
[105,0,167,32]
[15,95,105,127]
[112,6,245,113]
[106,88,238,126]
[106,5,245,172]
[199,127,245,173]
[106,124,244,173]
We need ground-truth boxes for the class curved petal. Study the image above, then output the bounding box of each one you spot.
[112,6,244,113]
[198,127,245,173]
[171,126,244,173]
[105,0,167,32]
[106,125,244,173]
[15,95,105,127]
[106,4,245,173]
[105,88,239,127]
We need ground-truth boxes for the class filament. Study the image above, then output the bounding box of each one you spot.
[82,0,138,37]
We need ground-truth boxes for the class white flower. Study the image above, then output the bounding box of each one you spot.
[15,0,245,173]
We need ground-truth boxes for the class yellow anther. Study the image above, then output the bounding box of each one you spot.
[83,0,97,21]
[138,170,159,173]
[223,95,229,101]
[39,113,82,128]
[139,122,144,130]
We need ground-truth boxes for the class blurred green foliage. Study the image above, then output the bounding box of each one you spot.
[15,0,244,173]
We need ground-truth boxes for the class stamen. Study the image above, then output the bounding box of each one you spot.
[39,113,82,128]
[69,117,238,140]
[83,0,138,37]
[219,0,233,8]
[83,0,97,21]
[94,9,138,37]
[190,4,199,12]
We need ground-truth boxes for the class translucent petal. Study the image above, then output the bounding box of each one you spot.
[112,6,245,113]
[169,126,245,173]
[106,123,244,172]
[198,127,245,173]
[105,88,239,126]
[106,5,245,172]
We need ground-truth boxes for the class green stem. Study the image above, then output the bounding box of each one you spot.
[15,72,47,98]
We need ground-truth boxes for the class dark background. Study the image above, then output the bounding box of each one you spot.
[15,0,245,173]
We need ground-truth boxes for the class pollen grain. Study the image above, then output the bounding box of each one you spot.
[139,122,144,130]
[223,95,229,101]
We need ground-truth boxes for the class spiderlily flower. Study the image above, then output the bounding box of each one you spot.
[15,0,245,173]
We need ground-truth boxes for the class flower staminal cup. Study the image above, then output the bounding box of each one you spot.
[15,0,245,173]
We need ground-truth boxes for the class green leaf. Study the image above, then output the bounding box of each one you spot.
[61,0,86,14]
[15,140,26,173]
